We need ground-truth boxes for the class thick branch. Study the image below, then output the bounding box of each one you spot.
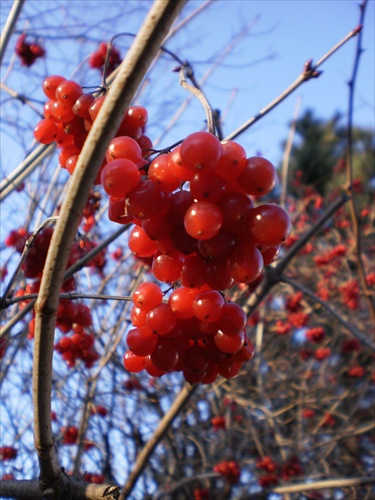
[32,0,186,496]
[0,479,119,500]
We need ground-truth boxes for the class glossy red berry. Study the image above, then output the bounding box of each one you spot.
[184,201,223,240]
[237,157,277,196]
[101,159,141,198]
[180,131,222,173]
[249,204,291,246]
[34,119,59,144]
[42,75,66,99]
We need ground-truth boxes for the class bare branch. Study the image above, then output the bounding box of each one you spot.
[225,25,362,141]
[32,0,186,495]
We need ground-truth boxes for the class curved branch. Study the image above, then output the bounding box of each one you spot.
[179,64,215,134]
[32,0,186,496]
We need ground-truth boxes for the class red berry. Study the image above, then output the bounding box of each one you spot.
[133,282,163,312]
[34,119,59,144]
[127,326,158,356]
[128,225,158,257]
[249,204,291,246]
[237,157,277,196]
[125,106,148,128]
[180,131,222,173]
[184,201,223,240]
[146,304,177,336]
[214,140,247,180]
[101,159,141,197]
[123,350,145,373]
[192,290,224,323]
[43,75,66,100]
[55,80,83,106]
[106,136,143,164]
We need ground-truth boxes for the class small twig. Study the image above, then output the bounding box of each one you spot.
[153,22,253,148]
[280,95,302,209]
[1,82,45,116]
[269,476,375,496]
[178,63,215,134]
[225,25,362,141]
[5,292,133,307]
[344,1,374,322]
[0,144,55,203]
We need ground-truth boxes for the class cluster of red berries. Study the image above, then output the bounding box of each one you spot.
[54,324,99,368]
[61,426,94,450]
[123,282,255,384]
[256,456,277,473]
[61,426,79,445]
[107,133,290,382]
[193,487,210,500]
[346,365,366,377]
[211,415,226,431]
[0,446,17,461]
[274,320,292,336]
[285,292,303,312]
[90,405,108,417]
[302,409,315,419]
[213,460,241,484]
[305,326,325,343]
[104,132,290,287]
[339,279,360,310]
[15,34,45,67]
[314,244,346,267]
[84,473,105,484]
[32,76,292,382]
[256,455,303,486]
[4,227,28,253]
[33,75,152,182]
[5,225,103,367]
[89,42,121,74]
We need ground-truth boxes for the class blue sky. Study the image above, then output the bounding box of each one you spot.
[1,0,374,170]
[164,0,375,165]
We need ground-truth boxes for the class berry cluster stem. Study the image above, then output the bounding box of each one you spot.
[179,64,215,134]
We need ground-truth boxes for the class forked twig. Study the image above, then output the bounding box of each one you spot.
[225,25,362,141]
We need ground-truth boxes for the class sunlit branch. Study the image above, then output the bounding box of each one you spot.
[0,144,55,202]
[179,64,215,134]
[31,1,186,496]
[0,0,26,65]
